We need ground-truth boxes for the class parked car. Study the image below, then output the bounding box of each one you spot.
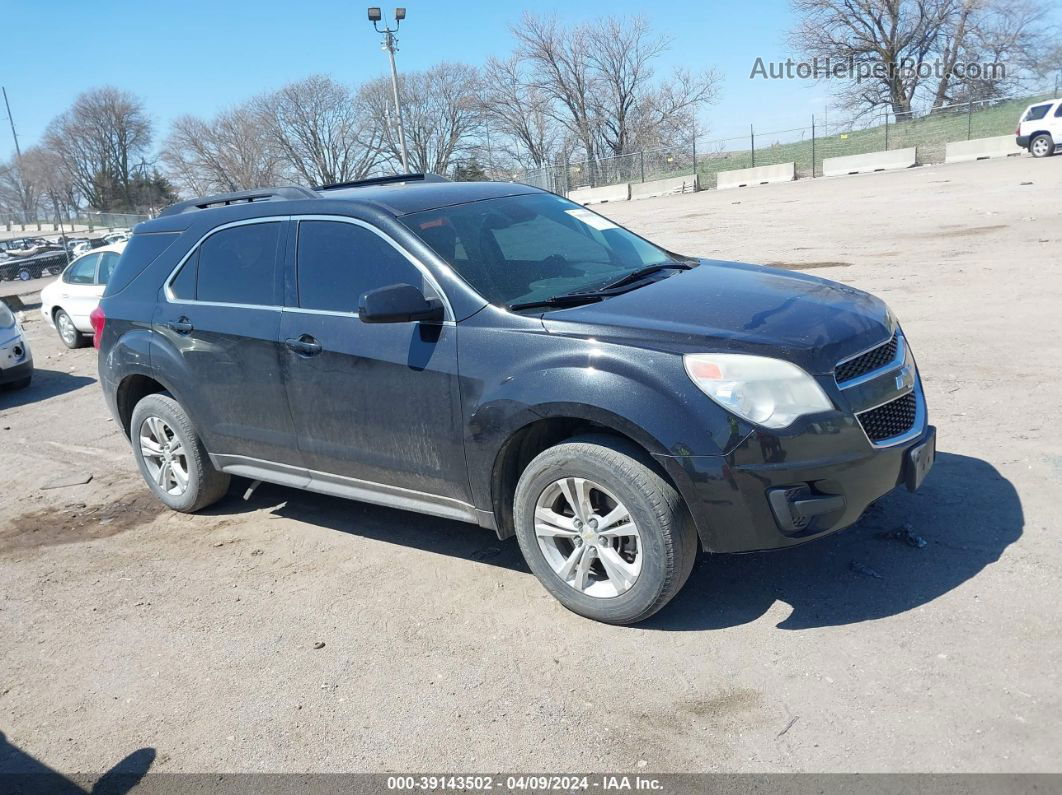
[1016,97,1061,157]
[104,231,131,245]
[95,176,935,624]
[40,243,125,348]
[0,300,32,390]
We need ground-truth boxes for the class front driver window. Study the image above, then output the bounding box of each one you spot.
[295,220,425,313]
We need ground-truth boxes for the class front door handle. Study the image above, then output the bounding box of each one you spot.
[285,335,322,356]
[167,316,193,334]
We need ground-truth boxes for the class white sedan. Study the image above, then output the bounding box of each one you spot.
[39,243,126,349]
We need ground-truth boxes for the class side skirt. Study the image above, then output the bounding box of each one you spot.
[210,453,497,530]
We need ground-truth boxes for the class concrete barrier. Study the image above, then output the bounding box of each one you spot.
[716,162,796,190]
[822,147,916,177]
[567,183,630,205]
[945,135,1025,163]
[629,174,699,200]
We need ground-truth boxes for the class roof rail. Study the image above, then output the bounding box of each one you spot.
[158,186,319,217]
[315,173,450,191]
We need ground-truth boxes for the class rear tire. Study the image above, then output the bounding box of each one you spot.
[1030,133,1054,158]
[513,434,698,625]
[54,309,87,349]
[130,393,230,512]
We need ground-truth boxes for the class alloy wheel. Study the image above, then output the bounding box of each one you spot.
[1032,137,1050,157]
[139,416,189,496]
[534,477,642,598]
[57,312,77,346]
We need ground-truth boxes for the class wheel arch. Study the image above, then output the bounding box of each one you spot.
[488,407,695,541]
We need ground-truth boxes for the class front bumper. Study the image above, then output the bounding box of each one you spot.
[660,403,935,554]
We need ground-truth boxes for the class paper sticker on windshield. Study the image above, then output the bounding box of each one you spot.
[565,208,617,231]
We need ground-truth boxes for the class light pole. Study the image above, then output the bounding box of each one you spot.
[368,7,410,172]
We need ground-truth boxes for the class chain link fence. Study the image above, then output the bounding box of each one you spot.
[1,210,149,236]
[518,92,1051,194]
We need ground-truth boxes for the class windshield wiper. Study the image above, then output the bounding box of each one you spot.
[507,261,696,313]
[507,293,609,312]
[590,261,695,293]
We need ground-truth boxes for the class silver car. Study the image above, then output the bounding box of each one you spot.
[0,301,32,391]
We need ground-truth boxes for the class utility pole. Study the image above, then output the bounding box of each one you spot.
[3,86,30,225]
[368,7,410,172]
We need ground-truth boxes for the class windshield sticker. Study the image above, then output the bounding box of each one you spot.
[565,208,618,231]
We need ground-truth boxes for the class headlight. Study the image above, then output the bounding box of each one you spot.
[0,302,15,329]
[683,353,833,429]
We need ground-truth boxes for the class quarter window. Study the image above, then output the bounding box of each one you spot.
[296,220,425,313]
[193,222,281,305]
[1024,104,1051,121]
[97,252,120,285]
[65,253,99,285]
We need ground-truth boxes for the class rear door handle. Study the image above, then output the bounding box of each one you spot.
[167,317,193,334]
[285,335,322,356]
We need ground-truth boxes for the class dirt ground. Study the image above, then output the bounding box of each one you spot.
[1,155,1060,777]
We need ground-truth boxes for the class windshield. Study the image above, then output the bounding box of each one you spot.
[402,192,687,308]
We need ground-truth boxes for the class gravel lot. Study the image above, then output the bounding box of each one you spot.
[2,155,1060,777]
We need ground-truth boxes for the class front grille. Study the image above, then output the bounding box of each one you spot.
[857,391,917,442]
[836,334,898,383]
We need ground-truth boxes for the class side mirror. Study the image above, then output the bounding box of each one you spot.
[358,283,444,324]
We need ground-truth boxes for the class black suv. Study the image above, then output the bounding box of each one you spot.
[95,174,935,624]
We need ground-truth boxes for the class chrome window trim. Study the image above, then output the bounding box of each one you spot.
[290,214,455,322]
[835,334,906,389]
[163,216,288,308]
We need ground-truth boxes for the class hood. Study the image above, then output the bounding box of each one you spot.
[540,259,894,374]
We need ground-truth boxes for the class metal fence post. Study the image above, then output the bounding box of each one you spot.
[640,151,645,183]
[884,111,889,150]
[750,124,755,167]
[692,134,697,179]
[967,100,973,140]
[811,115,816,178]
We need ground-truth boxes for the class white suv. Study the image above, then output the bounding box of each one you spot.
[1016,98,1062,158]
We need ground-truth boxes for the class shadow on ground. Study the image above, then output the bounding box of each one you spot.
[205,450,1019,631]
[0,731,154,794]
[0,368,95,411]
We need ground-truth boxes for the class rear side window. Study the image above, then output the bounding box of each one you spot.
[97,251,120,285]
[1055,104,1062,117]
[65,254,99,284]
[195,222,281,305]
[1024,104,1051,121]
[105,232,180,296]
[296,220,424,313]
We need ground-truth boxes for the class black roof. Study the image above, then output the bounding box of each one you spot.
[145,174,544,233]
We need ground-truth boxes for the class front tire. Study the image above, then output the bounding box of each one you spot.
[1030,134,1054,158]
[54,309,87,349]
[513,434,698,625]
[130,393,230,512]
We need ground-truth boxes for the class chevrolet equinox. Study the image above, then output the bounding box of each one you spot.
[94,174,936,624]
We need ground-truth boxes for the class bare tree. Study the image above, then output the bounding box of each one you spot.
[0,153,40,223]
[255,75,382,186]
[361,63,482,174]
[512,13,601,166]
[42,86,153,210]
[789,0,1047,119]
[511,12,719,171]
[162,105,286,195]
[480,55,562,170]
